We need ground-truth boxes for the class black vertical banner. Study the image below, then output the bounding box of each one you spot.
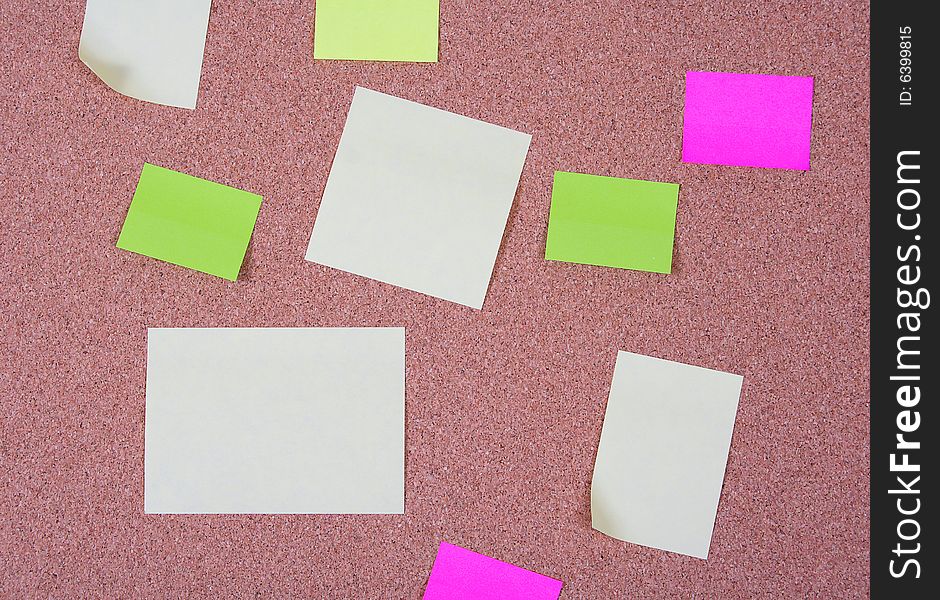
[871,1,935,597]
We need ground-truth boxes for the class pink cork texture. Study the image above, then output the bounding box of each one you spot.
[1,1,869,598]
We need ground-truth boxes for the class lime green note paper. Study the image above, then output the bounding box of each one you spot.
[313,0,439,62]
[116,164,262,281]
[545,172,680,274]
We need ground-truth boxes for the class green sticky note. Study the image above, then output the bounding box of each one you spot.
[545,172,680,274]
[116,163,262,281]
[313,0,439,62]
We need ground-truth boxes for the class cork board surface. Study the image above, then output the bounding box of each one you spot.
[0,1,870,597]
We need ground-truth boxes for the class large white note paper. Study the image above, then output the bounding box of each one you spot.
[79,0,212,109]
[306,87,531,309]
[591,351,744,558]
[145,328,405,514]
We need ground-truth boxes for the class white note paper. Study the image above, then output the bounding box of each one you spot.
[78,0,212,109]
[305,87,532,309]
[144,328,405,514]
[591,351,744,559]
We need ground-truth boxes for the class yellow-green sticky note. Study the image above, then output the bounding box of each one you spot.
[545,172,680,274]
[313,0,439,62]
[116,163,262,281]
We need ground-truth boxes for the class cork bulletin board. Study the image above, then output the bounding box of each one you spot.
[0,1,870,597]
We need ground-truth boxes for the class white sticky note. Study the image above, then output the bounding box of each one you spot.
[591,351,744,559]
[305,87,532,309]
[144,328,405,514]
[79,0,212,109]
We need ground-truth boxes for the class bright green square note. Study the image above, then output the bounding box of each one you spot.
[313,0,439,62]
[116,163,262,281]
[545,172,680,274]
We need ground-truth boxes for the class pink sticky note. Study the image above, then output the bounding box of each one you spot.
[423,542,563,600]
[681,71,814,170]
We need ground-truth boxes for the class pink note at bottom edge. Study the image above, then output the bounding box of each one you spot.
[423,541,563,600]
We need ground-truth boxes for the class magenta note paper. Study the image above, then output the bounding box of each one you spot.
[681,71,814,170]
[423,542,563,600]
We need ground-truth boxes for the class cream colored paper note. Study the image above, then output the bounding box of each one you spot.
[145,328,405,514]
[79,0,212,109]
[591,351,744,559]
[305,87,531,309]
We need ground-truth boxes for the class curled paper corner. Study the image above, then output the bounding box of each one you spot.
[78,0,212,109]
[78,46,192,110]
[589,484,615,537]
[590,487,711,560]
[590,481,647,552]
[77,47,129,93]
